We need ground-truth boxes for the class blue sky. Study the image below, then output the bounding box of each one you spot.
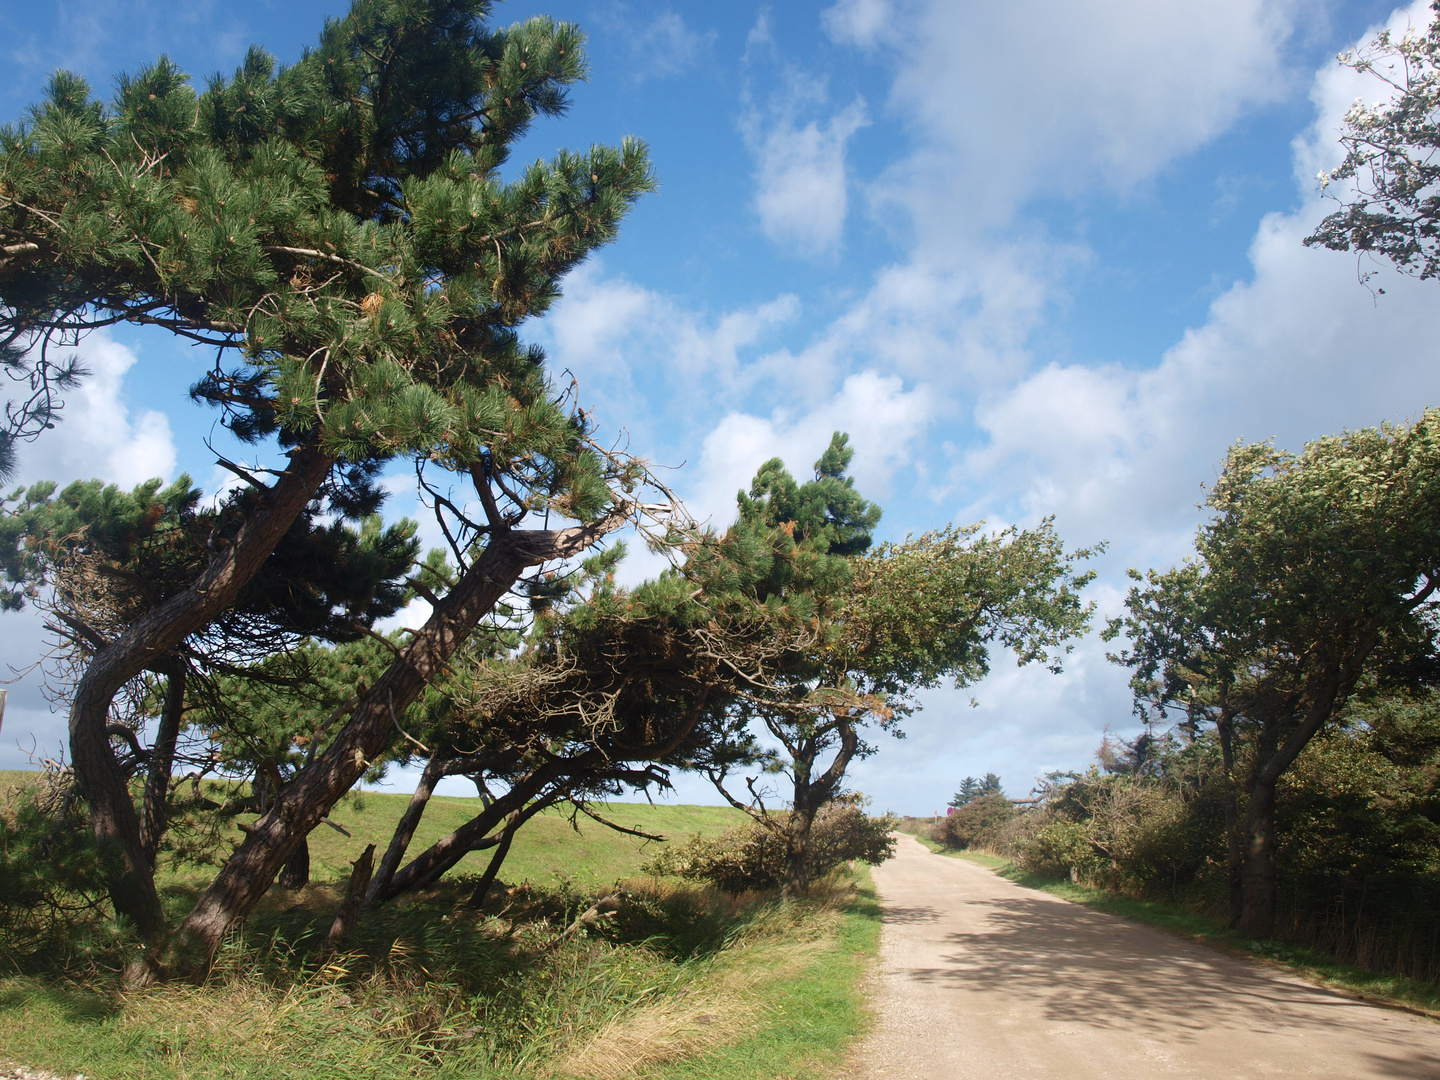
[4,0,1440,813]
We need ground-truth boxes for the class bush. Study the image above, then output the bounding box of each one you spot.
[0,770,119,961]
[928,794,1015,850]
[644,800,897,893]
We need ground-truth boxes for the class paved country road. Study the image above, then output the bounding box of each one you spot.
[848,833,1440,1079]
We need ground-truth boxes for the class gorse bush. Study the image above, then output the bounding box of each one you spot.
[644,801,896,894]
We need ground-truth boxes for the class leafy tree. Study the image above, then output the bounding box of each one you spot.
[0,0,656,979]
[703,435,1098,896]
[1107,415,1440,937]
[1306,3,1440,285]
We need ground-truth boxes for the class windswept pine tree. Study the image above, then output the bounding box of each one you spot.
[0,0,659,980]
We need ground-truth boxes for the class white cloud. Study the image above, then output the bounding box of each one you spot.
[746,94,869,259]
[0,330,178,770]
[686,370,935,528]
[740,17,869,259]
[535,260,802,435]
[626,10,715,82]
[10,330,176,489]
[839,0,1302,240]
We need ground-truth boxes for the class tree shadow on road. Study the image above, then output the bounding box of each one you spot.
[901,889,1438,1064]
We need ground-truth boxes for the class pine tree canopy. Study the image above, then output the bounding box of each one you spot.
[0,0,654,513]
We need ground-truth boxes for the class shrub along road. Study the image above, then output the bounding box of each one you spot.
[849,834,1440,1079]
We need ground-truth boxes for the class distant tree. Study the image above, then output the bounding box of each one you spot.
[0,0,657,980]
[1107,415,1440,937]
[950,777,981,807]
[1305,3,1440,286]
[950,772,1003,807]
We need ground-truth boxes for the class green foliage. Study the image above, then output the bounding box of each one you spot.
[0,772,120,957]
[987,706,1440,982]
[0,0,654,506]
[0,473,419,648]
[645,801,897,894]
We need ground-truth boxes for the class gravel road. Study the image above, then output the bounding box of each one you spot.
[847,833,1440,1079]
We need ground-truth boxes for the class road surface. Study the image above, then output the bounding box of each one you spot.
[848,833,1440,1079]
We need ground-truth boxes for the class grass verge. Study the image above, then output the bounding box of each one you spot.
[913,835,1440,1017]
[0,864,881,1080]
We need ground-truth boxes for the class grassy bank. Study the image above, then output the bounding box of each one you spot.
[904,827,1440,1017]
[0,774,880,1080]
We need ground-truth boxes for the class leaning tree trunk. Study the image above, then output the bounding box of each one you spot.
[160,513,628,979]
[379,763,571,901]
[70,445,334,945]
[365,753,448,905]
[139,664,186,868]
[467,812,524,909]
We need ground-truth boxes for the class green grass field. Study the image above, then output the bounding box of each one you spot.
[2,769,745,889]
[279,788,747,888]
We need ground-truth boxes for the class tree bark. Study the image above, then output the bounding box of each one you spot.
[782,742,816,900]
[139,665,186,868]
[278,837,310,889]
[324,844,375,954]
[378,765,564,901]
[161,510,629,978]
[71,444,334,947]
[781,719,858,899]
[1237,776,1279,938]
[1214,702,1244,929]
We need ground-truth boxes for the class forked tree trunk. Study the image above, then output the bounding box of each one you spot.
[159,513,628,979]
[780,720,858,899]
[377,764,568,901]
[70,445,334,944]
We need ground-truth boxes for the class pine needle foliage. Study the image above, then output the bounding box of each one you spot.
[0,0,654,506]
